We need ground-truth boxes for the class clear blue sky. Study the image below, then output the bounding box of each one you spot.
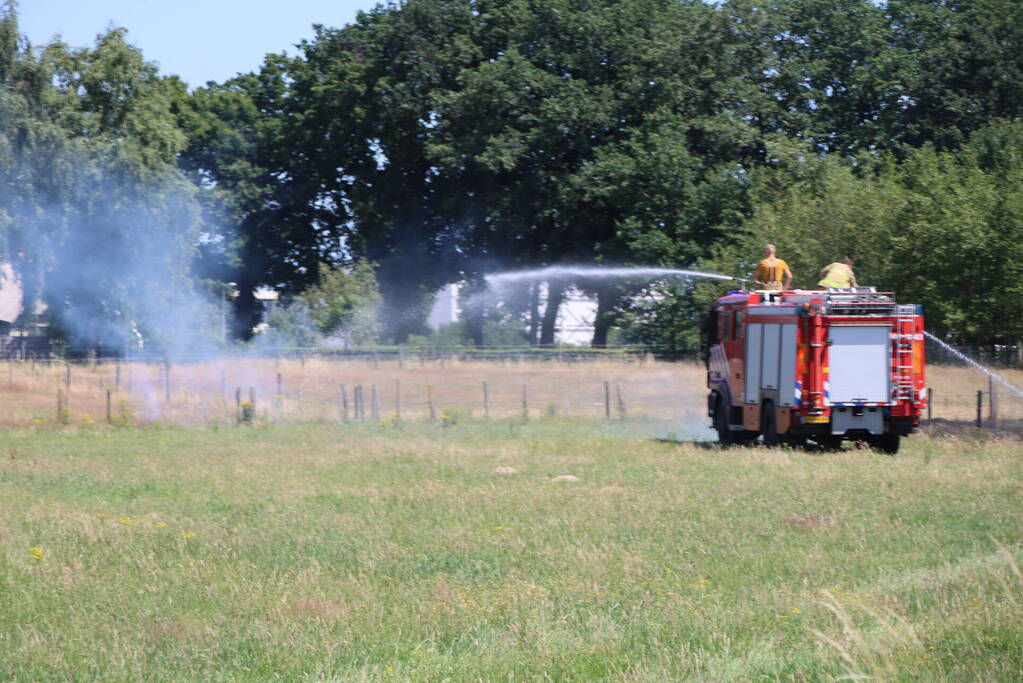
[17,0,376,87]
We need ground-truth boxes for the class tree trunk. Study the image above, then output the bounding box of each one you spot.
[528,282,541,346]
[591,285,623,348]
[539,280,565,346]
[463,279,486,347]
[378,276,431,344]
[231,274,261,342]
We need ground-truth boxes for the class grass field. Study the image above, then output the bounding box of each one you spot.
[2,417,1022,680]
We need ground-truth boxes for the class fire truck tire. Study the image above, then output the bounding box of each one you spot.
[871,434,901,455]
[760,401,779,447]
[781,435,807,449]
[815,436,843,451]
[713,395,736,445]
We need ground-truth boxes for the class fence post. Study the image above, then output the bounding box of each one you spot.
[616,383,627,421]
[65,363,71,389]
[106,389,112,425]
[395,379,401,420]
[371,385,380,422]
[926,387,933,426]
[354,385,362,420]
[976,390,983,429]
[604,381,611,420]
[164,362,172,402]
[248,387,256,415]
[483,381,490,418]
[115,360,121,388]
[522,383,528,420]
[340,384,349,422]
[427,384,436,421]
[56,388,63,423]
[989,375,998,424]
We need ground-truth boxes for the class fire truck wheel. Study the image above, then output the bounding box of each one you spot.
[871,434,901,455]
[781,435,807,449]
[760,401,779,447]
[713,395,736,445]
[814,436,843,451]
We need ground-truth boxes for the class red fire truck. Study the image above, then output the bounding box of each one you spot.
[705,288,926,452]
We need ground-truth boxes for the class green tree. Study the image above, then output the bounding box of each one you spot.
[430,0,766,344]
[0,7,205,355]
[887,0,1023,150]
[301,260,381,346]
[286,2,481,342]
[178,55,326,341]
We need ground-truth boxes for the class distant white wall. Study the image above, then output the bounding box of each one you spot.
[0,263,22,323]
[556,289,597,345]
[428,283,461,330]
[427,281,598,345]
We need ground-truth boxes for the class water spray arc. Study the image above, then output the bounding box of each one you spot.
[484,265,748,287]
[924,331,1023,400]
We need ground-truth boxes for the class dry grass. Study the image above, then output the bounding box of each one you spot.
[1,355,1020,430]
[0,355,708,427]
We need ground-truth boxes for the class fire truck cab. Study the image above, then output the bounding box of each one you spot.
[705,288,926,453]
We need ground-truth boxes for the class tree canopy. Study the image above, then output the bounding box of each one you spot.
[3,0,1023,353]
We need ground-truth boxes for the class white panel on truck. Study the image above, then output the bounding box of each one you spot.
[744,323,763,404]
[778,324,798,407]
[761,324,781,389]
[828,325,890,403]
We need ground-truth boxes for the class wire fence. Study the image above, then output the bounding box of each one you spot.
[3,355,1021,435]
[0,355,710,431]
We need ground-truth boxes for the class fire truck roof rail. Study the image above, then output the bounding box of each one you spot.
[822,289,898,315]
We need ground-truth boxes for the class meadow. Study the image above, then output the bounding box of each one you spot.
[1,358,1022,680]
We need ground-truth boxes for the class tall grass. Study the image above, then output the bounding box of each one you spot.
[1,420,1021,679]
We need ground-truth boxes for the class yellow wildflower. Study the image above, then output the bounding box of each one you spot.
[28,546,44,560]
[180,531,196,539]
[154,522,168,529]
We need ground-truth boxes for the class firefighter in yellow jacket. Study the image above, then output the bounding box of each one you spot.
[754,244,793,290]
[818,257,857,289]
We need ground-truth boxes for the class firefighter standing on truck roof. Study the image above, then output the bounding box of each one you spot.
[754,244,793,290]
[818,257,857,289]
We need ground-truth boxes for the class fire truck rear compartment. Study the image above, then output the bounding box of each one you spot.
[827,325,891,403]
[827,325,891,435]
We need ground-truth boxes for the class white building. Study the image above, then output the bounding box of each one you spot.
[427,282,598,345]
[427,283,461,329]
